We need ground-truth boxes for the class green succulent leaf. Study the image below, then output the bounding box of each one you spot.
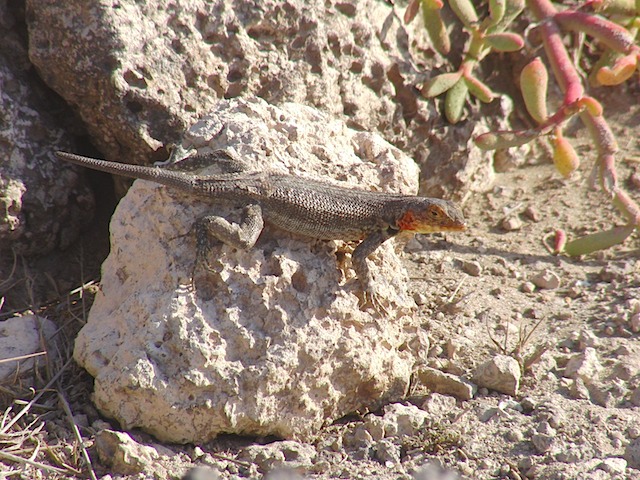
[422,1,451,55]
[422,72,463,97]
[445,79,469,123]
[485,0,507,29]
[484,32,525,52]
[563,225,636,256]
[486,0,524,34]
[464,75,494,103]
[520,57,548,123]
[449,0,479,28]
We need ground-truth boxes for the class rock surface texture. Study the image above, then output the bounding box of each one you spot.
[0,3,93,255]
[26,0,489,193]
[73,98,430,443]
[0,315,58,382]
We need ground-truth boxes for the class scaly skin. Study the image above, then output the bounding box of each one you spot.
[56,150,466,311]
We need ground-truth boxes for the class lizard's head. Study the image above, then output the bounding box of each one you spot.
[397,198,466,233]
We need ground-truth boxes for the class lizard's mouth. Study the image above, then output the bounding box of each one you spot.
[413,223,467,234]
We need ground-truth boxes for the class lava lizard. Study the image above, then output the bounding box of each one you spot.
[55,150,466,310]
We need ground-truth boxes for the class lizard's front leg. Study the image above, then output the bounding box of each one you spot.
[195,203,264,271]
[351,227,399,314]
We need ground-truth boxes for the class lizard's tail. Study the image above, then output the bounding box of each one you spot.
[55,151,196,191]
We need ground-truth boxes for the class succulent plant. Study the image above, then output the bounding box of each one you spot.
[406,0,640,255]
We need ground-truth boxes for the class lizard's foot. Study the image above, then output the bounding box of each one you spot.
[359,289,390,316]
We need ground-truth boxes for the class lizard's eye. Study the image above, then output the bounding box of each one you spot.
[428,206,442,218]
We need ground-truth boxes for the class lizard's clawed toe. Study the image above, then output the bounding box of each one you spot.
[359,290,390,316]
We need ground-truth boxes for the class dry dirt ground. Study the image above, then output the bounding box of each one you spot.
[1,92,639,479]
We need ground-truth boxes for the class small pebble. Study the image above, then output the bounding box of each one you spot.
[536,421,556,436]
[192,446,205,459]
[569,378,590,400]
[501,216,522,231]
[473,355,521,396]
[505,429,524,442]
[364,414,386,441]
[461,260,482,276]
[519,397,537,413]
[531,269,561,289]
[413,292,428,306]
[531,433,554,453]
[625,438,640,469]
[578,329,599,349]
[564,347,603,381]
[521,282,536,293]
[523,205,541,221]
[600,457,628,475]
[554,444,584,463]
[374,439,400,466]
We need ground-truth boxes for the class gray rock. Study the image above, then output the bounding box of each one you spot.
[345,425,375,450]
[597,457,627,475]
[536,420,556,436]
[563,347,603,382]
[420,393,458,420]
[411,463,462,480]
[531,433,555,454]
[374,439,401,466]
[94,430,164,476]
[181,467,220,480]
[73,99,421,442]
[554,442,588,463]
[569,378,591,400]
[363,414,386,441]
[238,441,316,474]
[0,315,58,381]
[264,468,306,480]
[381,403,430,437]
[473,355,521,396]
[461,260,482,277]
[531,269,561,289]
[27,0,487,198]
[630,386,640,407]
[624,438,640,469]
[0,4,93,256]
[416,366,477,400]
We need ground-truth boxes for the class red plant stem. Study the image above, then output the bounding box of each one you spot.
[554,10,637,53]
[527,0,584,103]
[580,112,618,193]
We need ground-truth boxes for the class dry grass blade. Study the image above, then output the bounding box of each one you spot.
[0,351,47,365]
[0,449,70,475]
[0,357,73,435]
[57,391,98,480]
[446,276,467,304]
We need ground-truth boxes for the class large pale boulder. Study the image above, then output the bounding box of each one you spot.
[74,98,432,442]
